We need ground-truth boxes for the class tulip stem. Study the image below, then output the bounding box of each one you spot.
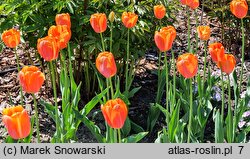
[100,33,105,52]
[109,23,117,93]
[156,52,162,104]
[118,129,122,143]
[14,48,24,106]
[125,28,130,95]
[239,19,244,95]
[106,78,110,100]
[159,19,162,28]
[49,61,59,142]
[113,129,117,143]
[164,52,169,127]
[220,70,225,123]
[187,78,193,143]
[32,93,40,143]
[68,43,74,96]
[200,0,204,24]
[60,53,68,103]
[187,7,191,52]
[37,53,48,91]
[109,78,114,98]
[109,126,114,143]
[171,49,176,106]
[48,62,53,89]
[110,22,113,53]
[53,61,59,89]
[227,74,234,143]
[202,42,208,100]
[203,42,207,82]
[195,10,199,53]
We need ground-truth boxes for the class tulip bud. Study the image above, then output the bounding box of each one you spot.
[109,11,115,23]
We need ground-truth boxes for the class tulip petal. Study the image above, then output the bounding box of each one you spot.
[2,115,20,139]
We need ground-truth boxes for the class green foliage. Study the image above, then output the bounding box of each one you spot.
[40,43,83,143]
[122,132,148,143]
[214,109,224,143]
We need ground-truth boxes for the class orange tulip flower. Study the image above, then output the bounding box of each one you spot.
[90,13,107,33]
[1,28,20,48]
[218,54,236,74]
[154,4,166,19]
[208,42,225,63]
[55,13,71,28]
[96,52,117,78]
[230,0,248,19]
[19,66,45,93]
[197,26,211,41]
[37,36,59,61]
[2,106,31,139]
[101,98,128,129]
[180,0,192,5]
[122,12,138,29]
[189,0,199,9]
[161,26,177,41]
[154,26,177,52]
[176,53,198,78]
[48,25,71,49]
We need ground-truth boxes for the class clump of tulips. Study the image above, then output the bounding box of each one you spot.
[0,0,249,143]
[90,11,147,143]
[149,0,249,143]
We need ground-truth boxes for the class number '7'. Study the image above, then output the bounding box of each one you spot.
[238,146,244,154]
